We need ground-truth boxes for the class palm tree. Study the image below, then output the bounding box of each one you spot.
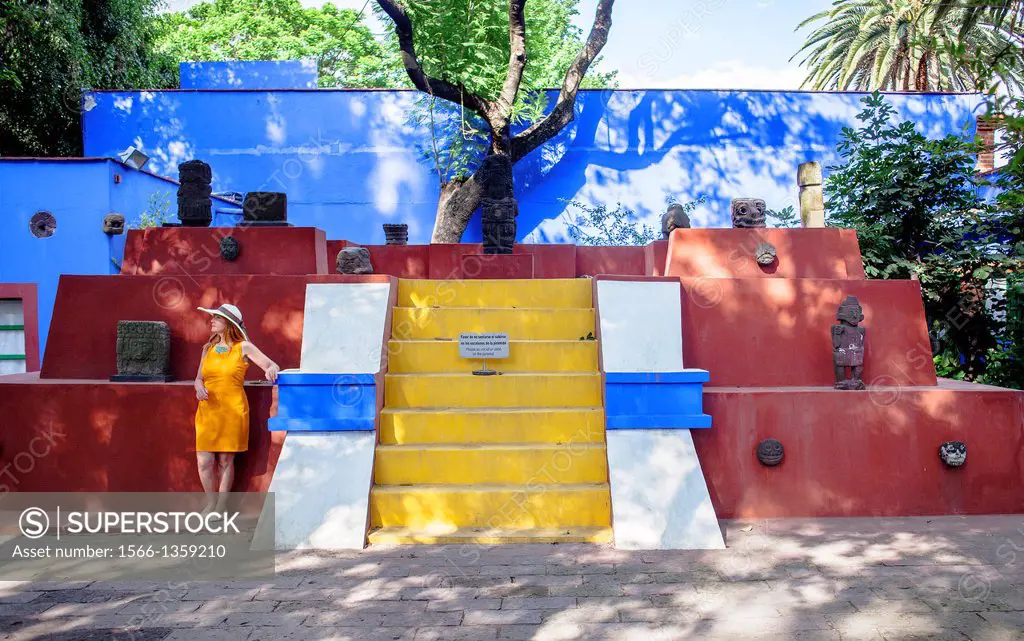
[793,0,1024,92]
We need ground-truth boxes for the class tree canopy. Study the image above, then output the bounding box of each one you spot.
[0,0,175,156]
[793,0,1024,92]
[153,0,402,88]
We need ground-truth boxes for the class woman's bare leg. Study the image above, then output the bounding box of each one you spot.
[196,452,217,513]
[214,452,235,512]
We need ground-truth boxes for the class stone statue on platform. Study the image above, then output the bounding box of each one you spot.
[336,247,373,274]
[832,296,866,390]
[731,198,767,228]
[661,204,691,239]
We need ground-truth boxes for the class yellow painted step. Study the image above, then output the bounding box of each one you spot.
[369,483,611,529]
[368,526,613,545]
[388,339,598,373]
[385,372,601,409]
[398,278,592,309]
[379,407,605,445]
[374,443,609,485]
[392,307,596,341]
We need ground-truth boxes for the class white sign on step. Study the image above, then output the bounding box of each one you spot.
[459,333,509,359]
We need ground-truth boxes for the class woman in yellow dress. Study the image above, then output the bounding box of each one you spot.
[194,304,279,513]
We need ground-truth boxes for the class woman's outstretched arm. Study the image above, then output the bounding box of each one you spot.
[195,347,209,400]
[241,342,280,383]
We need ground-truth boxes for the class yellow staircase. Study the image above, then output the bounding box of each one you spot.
[367,278,613,545]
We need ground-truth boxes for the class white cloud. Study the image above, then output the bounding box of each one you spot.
[619,60,808,91]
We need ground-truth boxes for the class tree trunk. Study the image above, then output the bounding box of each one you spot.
[431,172,485,243]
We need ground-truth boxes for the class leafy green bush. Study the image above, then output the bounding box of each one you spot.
[825,92,1016,383]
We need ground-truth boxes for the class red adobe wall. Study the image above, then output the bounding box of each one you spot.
[680,277,937,387]
[695,382,1024,518]
[41,274,395,381]
[122,226,329,276]
[0,283,40,372]
[0,376,283,492]
[666,228,866,279]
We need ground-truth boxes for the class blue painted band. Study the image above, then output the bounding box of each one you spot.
[607,414,712,429]
[605,370,709,384]
[268,417,374,432]
[277,372,376,385]
[604,370,711,430]
[273,371,377,431]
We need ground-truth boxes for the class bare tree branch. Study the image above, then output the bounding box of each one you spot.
[375,0,491,119]
[493,0,528,124]
[510,0,614,163]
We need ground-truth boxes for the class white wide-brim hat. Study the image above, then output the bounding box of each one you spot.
[198,303,249,341]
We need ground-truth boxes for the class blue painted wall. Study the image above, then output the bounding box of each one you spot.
[179,61,318,89]
[81,89,984,243]
[0,159,208,360]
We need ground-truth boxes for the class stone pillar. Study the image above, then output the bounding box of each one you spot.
[797,161,825,228]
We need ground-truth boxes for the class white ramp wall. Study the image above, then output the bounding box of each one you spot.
[268,432,376,549]
[300,283,391,373]
[595,278,724,550]
[265,281,391,549]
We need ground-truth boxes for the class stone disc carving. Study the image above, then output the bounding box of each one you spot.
[220,236,240,261]
[757,438,784,466]
[939,441,966,467]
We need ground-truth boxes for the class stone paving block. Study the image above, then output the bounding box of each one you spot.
[255,588,334,601]
[464,609,544,625]
[116,599,203,615]
[497,622,583,640]
[182,587,261,601]
[542,603,620,624]
[414,626,499,640]
[379,611,463,627]
[163,628,253,641]
[301,611,385,627]
[426,597,501,612]
[500,596,575,610]
[0,593,41,604]
[198,599,279,614]
[247,625,413,641]
[546,583,623,598]
[478,585,550,598]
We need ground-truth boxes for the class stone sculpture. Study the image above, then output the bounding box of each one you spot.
[29,211,57,238]
[111,321,173,382]
[939,441,967,467]
[832,296,866,390]
[176,160,213,227]
[661,204,691,239]
[731,198,767,228]
[798,162,825,228]
[383,224,409,246]
[754,242,777,266]
[757,438,784,466]
[242,192,288,225]
[337,247,373,274]
[220,236,240,261]
[103,213,125,235]
[479,155,517,254]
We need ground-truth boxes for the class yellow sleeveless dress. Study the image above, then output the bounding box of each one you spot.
[195,342,250,452]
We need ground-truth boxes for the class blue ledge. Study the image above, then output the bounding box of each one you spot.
[271,371,376,432]
[605,369,712,430]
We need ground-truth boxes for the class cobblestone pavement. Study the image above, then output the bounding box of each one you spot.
[2,516,1024,640]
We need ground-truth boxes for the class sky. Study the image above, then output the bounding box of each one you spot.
[162,0,834,90]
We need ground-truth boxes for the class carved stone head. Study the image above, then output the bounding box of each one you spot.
[103,213,125,235]
[661,204,691,239]
[220,236,240,261]
[836,296,864,326]
[731,198,767,228]
[939,441,967,467]
[754,242,777,266]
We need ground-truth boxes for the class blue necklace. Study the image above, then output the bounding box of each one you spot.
[214,343,230,354]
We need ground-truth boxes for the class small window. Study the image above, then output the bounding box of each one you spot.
[29,211,56,238]
[0,299,26,375]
